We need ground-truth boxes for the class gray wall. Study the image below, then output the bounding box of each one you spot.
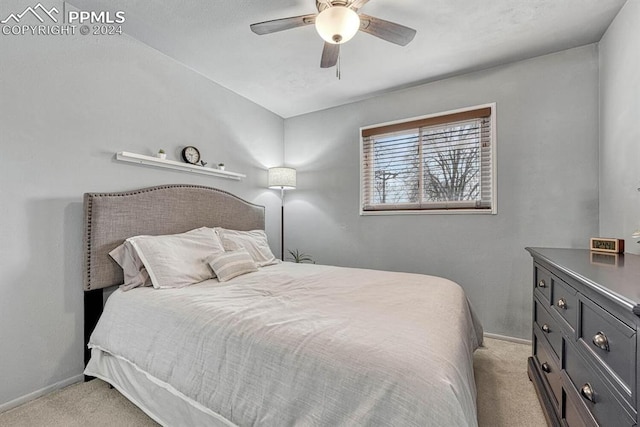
[284,45,600,339]
[599,0,640,254]
[0,32,284,408]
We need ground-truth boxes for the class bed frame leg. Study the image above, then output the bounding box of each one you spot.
[84,289,104,382]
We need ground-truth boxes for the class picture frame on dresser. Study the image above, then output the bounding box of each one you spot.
[526,247,640,427]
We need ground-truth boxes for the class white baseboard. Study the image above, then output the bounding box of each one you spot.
[0,374,84,414]
[484,332,532,345]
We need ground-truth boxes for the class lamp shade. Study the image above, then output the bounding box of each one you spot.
[315,6,360,44]
[268,167,296,190]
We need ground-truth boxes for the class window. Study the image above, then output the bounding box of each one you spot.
[360,104,496,214]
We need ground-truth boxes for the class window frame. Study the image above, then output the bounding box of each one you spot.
[359,103,497,216]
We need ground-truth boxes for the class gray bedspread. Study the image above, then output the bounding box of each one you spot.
[88,262,483,426]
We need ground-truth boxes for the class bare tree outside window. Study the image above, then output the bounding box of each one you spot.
[372,133,419,204]
[372,122,481,205]
[361,104,494,213]
[422,122,480,202]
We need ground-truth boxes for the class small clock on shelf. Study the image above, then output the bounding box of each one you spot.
[181,146,201,165]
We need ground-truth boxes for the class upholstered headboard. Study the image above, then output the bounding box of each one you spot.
[83,184,265,291]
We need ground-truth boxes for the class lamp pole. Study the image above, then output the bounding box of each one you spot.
[268,167,296,262]
[280,187,285,261]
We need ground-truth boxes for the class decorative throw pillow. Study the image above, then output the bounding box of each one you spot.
[109,241,152,291]
[208,249,258,282]
[215,228,279,267]
[127,227,225,289]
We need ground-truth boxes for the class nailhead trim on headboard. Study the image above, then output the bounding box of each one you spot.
[84,193,94,290]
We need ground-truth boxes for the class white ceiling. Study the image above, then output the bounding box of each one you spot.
[71,0,626,118]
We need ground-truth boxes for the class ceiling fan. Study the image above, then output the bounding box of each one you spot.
[250,0,417,69]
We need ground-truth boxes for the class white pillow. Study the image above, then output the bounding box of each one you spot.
[215,228,279,267]
[208,249,258,282]
[128,227,225,289]
[109,241,152,291]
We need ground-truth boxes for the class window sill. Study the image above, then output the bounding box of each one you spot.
[360,208,497,216]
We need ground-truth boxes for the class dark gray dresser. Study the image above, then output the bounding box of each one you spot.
[526,247,640,426]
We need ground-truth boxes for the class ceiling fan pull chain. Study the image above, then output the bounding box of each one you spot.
[336,53,341,80]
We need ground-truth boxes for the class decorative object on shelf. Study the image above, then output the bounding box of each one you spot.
[115,152,246,181]
[287,249,315,264]
[590,237,625,253]
[200,160,207,167]
[157,149,166,160]
[218,163,225,171]
[268,167,297,260]
[181,146,201,165]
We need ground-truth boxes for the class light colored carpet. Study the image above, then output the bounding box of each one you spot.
[474,337,546,426]
[0,379,157,427]
[1,337,545,426]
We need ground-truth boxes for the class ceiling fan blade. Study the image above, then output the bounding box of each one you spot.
[250,14,316,35]
[349,0,370,10]
[320,42,339,68]
[358,14,416,46]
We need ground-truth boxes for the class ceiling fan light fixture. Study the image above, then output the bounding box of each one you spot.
[315,6,360,44]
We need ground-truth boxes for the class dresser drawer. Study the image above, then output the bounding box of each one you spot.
[563,376,598,427]
[550,277,578,332]
[564,343,635,426]
[534,329,562,409]
[534,264,552,302]
[579,297,636,397]
[534,298,562,359]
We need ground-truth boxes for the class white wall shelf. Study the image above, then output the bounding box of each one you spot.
[116,151,246,181]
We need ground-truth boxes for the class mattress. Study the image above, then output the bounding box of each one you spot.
[86,262,483,426]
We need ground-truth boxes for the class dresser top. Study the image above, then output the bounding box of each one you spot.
[526,247,640,314]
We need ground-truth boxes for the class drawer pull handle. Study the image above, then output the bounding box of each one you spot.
[592,332,610,352]
[541,324,550,333]
[538,280,547,288]
[580,383,595,403]
[541,362,551,373]
[556,298,567,310]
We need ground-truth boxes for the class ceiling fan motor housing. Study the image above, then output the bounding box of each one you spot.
[316,0,350,12]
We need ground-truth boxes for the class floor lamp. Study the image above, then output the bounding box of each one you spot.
[268,167,296,261]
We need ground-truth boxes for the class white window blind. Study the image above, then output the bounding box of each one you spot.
[361,104,496,214]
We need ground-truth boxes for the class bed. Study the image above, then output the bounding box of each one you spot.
[82,184,483,426]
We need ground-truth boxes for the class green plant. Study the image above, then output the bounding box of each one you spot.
[287,249,314,263]
[158,149,165,154]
